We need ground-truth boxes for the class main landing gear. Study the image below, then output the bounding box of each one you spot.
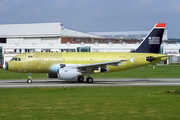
[77,76,84,82]
[27,73,32,83]
[86,77,93,83]
[77,76,94,83]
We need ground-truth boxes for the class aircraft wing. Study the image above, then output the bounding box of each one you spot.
[76,60,128,68]
[75,60,129,73]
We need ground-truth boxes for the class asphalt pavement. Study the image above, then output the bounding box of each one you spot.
[0,78,180,88]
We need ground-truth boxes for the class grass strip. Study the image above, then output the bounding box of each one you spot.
[0,86,180,120]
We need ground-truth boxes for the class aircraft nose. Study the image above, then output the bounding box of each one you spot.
[3,62,8,71]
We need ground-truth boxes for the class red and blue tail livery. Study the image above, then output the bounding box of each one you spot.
[133,23,166,53]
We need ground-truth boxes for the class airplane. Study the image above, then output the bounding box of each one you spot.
[3,23,169,83]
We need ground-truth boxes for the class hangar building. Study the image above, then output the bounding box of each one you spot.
[0,22,179,66]
[0,22,103,64]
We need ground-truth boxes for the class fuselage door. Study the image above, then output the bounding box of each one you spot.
[27,54,34,66]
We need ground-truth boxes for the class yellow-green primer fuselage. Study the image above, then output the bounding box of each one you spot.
[7,52,168,74]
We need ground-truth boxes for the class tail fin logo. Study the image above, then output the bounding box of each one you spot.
[149,37,160,44]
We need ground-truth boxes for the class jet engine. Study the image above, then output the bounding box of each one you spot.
[57,68,83,80]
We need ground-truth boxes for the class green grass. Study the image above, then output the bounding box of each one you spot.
[1,66,180,119]
[0,86,180,120]
[92,65,180,78]
[1,65,180,79]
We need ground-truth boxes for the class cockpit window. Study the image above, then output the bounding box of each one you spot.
[10,58,14,61]
[10,58,21,61]
[10,58,16,61]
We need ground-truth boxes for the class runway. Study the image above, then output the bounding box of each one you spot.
[0,78,180,88]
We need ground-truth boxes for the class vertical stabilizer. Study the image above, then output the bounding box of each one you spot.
[133,23,166,53]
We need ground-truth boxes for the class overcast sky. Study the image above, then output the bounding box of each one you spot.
[0,0,180,38]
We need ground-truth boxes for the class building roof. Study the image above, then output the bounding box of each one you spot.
[62,28,103,38]
[89,30,168,40]
[0,22,62,37]
[89,31,149,36]
[0,22,102,38]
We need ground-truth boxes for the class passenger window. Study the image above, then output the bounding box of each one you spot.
[18,58,21,61]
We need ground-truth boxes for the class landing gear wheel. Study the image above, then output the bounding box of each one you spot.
[27,79,32,84]
[78,76,84,82]
[86,77,93,83]
[27,73,32,84]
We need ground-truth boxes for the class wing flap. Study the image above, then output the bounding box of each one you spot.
[75,60,129,73]
[76,60,128,68]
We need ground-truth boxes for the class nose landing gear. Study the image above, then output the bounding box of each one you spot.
[27,73,32,83]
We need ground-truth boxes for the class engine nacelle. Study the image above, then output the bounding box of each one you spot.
[47,73,58,78]
[57,68,82,80]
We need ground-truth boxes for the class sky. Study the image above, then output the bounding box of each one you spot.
[0,0,180,38]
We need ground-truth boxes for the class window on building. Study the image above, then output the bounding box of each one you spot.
[25,49,35,53]
[0,47,2,64]
[59,49,75,52]
[0,38,6,43]
[41,49,51,52]
[77,47,90,52]
[14,49,22,53]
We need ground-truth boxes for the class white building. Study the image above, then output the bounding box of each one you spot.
[0,22,103,63]
[0,22,179,65]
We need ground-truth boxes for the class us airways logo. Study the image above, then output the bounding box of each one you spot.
[149,37,160,44]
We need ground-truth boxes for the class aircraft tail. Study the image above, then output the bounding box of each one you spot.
[132,23,166,53]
